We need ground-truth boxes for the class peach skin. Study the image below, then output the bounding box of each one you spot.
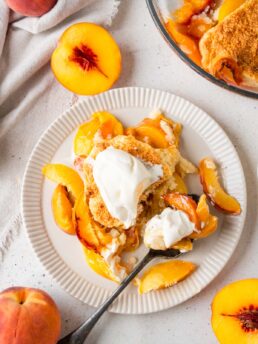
[0,287,61,344]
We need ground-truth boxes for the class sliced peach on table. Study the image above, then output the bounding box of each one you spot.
[82,246,117,282]
[138,260,197,294]
[74,111,123,156]
[75,193,112,253]
[218,0,246,22]
[174,173,188,194]
[163,192,200,230]
[51,23,121,95]
[211,279,258,344]
[199,158,241,215]
[166,20,202,66]
[42,164,84,201]
[52,185,76,235]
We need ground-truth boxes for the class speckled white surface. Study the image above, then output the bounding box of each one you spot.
[1,1,258,343]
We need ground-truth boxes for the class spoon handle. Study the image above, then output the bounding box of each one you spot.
[58,251,154,344]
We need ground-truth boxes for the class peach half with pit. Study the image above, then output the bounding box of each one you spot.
[211,279,258,344]
[51,23,122,95]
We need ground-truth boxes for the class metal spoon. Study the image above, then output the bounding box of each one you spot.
[58,247,182,344]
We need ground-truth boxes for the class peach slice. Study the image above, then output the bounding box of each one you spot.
[190,194,218,239]
[138,260,197,294]
[74,111,123,156]
[218,0,246,22]
[166,20,202,66]
[163,192,200,230]
[196,194,210,222]
[126,114,182,148]
[126,126,168,148]
[172,238,193,252]
[52,185,76,235]
[82,246,117,282]
[199,158,241,215]
[173,0,212,24]
[174,173,188,194]
[75,194,112,252]
[42,164,84,201]
[188,17,214,39]
[211,279,258,343]
[51,23,122,95]
[190,214,218,239]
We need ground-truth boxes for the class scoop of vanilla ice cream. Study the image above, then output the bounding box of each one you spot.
[144,207,196,250]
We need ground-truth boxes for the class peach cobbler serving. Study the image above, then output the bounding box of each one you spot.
[43,110,241,294]
[164,0,258,88]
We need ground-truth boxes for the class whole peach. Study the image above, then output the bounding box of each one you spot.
[0,287,61,344]
[5,0,57,17]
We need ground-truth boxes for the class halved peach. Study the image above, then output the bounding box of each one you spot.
[74,111,123,156]
[52,185,76,235]
[138,260,197,294]
[199,158,241,215]
[75,193,112,252]
[166,20,202,66]
[218,0,246,22]
[51,23,121,95]
[163,192,200,230]
[211,279,258,343]
[42,164,84,201]
[82,246,117,282]
[174,173,188,194]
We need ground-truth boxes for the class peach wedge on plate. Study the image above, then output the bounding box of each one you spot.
[42,164,84,234]
[199,158,241,215]
[138,260,197,294]
[74,111,123,157]
[51,23,122,95]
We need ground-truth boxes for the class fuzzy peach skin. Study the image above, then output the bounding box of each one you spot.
[0,287,61,344]
[5,0,57,17]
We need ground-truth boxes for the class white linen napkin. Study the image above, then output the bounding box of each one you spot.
[0,0,121,262]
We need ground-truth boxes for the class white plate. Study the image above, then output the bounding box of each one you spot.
[22,87,246,314]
